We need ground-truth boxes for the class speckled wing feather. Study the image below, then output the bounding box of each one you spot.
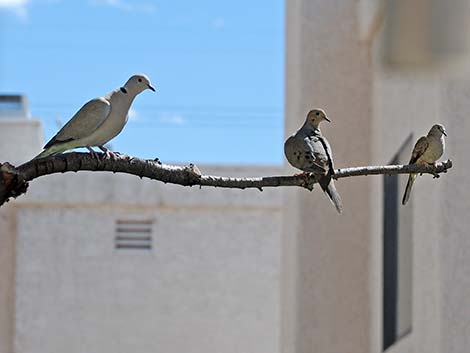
[284,135,327,173]
[44,97,111,148]
[402,136,429,205]
[409,136,429,164]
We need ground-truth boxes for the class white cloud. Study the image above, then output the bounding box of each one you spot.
[89,0,156,13]
[0,0,29,20]
[0,0,27,6]
[158,113,185,126]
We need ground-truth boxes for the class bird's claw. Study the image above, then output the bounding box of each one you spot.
[98,146,120,160]
[102,150,119,160]
[86,146,100,160]
[295,172,314,190]
[294,171,309,178]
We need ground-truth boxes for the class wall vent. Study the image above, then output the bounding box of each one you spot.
[115,219,153,250]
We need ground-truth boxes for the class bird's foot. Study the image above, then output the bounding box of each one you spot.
[294,171,309,178]
[295,172,314,189]
[104,150,119,160]
[86,146,100,160]
[98,145,119,160]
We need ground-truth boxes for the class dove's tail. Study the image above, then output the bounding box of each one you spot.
[319,175,343,214]
[32,143,69,160]
[402,173,417,205]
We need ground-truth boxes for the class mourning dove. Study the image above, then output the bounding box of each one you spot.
[402,124,447,205]
[34,74,155,160]
[284,109,343,213]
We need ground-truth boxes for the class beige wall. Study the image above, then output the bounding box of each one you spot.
[0,206,15,353]
[1,165,282,353]
[1,117,43,353]
[0,119,43,165]
[439,81,470,353]
[283,1,374,352]
[283,1,470,353]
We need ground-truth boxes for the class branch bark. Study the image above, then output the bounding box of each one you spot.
[0,152,453,207]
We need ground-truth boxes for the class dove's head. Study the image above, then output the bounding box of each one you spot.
[429,124,447,137]
[124,74,156,94]
[306,108,330,128]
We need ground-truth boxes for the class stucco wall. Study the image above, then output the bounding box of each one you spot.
[283,1,374,352]
[5,165,282,353]
[283,1,470,353]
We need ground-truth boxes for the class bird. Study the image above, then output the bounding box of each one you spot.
[284,108,343,213]
[402,124,447,205]
[33,74,156,160]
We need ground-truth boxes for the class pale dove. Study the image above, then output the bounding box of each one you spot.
[34,74,155,160]
[402,124,446,205]
[284,109,343,213]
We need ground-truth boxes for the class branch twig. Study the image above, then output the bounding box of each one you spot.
[0,152,453,207]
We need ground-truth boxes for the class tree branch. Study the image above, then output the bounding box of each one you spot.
[0,152,453,207]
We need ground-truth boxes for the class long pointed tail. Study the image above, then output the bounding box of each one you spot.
[32,143,69,160]
[319,175,343,214]
[402,173,417,205]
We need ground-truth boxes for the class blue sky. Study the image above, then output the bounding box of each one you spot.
[0,0,284,164]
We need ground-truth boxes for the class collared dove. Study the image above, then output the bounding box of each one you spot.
[34,74,155,160]
[402,124,447,205]
[284,109,343,213]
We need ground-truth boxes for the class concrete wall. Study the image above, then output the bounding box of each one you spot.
[0,205,16,353]
[0,119,43,165]
[439,81,470,353]
[283,1,470,353]
[1,117,43,353]
[3,165,282,353]
[283,1,374,353]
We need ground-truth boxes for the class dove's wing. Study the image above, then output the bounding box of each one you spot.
[409,136,429,164]
[44,97,111,148]
[284,134,327,173]
[317,135,335,172]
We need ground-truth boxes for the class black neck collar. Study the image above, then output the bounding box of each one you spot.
[120,87,128,94]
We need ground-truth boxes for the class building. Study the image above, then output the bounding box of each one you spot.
[0,96,282,353]
[283,1,470,353]
[0,95,42,165]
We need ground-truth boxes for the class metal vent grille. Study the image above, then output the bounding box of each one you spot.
[115,219,153,250]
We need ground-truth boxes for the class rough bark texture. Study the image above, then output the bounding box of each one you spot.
[0,152,453,207]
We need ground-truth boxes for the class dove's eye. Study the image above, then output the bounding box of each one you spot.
[138,78,142,82]
[315,112,320,116]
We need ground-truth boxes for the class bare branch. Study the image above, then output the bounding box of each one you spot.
[334,159,452,179]
[0,152,452,207]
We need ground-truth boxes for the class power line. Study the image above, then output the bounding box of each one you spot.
[33,103,283,111]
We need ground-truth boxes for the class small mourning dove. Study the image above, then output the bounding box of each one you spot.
[402,124,447,205]
[34,74,155,160]
[284,109,343,213]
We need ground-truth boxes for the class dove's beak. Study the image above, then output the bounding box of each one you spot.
[324,116,331,122]
[148,84,156,92]
[443,130,447,136]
